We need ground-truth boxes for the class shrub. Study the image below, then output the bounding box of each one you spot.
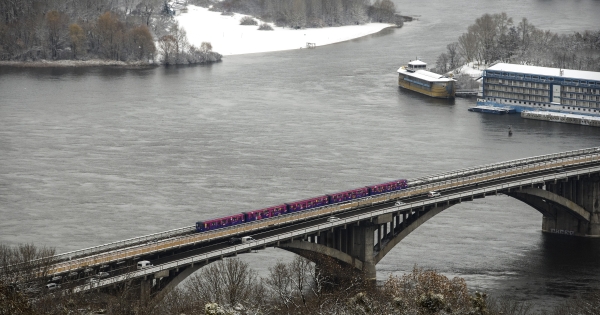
[258,23,273,31]
[240,16,257,25]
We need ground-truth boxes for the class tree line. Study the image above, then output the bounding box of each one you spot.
[435,12,600,74]
[0,0,221,64]
[2,242,600,315]
[209,0,403,29]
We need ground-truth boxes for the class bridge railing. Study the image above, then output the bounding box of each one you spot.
[408,147,600,186]
[77,162,600,292]
[40,147,600,273]
[49,225,196,263]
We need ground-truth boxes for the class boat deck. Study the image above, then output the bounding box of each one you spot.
[468,105,516,114]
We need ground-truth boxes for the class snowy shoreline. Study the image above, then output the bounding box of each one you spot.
[176,5,397,56]
[0,5,398,68]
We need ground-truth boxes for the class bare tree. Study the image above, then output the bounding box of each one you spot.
[185,258,260,308]
[69,23,86,58]
[458,30,477,64]
[46,10,69,59]
[200,42,212,53]
[158,34,176,64]
[264,261,295,309]
[97,11,124,60]
[436,52,449,73]
[446,42,461,70]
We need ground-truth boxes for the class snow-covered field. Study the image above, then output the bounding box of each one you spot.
[176,5,395,56]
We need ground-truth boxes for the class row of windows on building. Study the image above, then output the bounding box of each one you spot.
[485,84,549,96]
[562,100,600,108]
[485,78,549,89]
[486,78,600,95]
[562,93,600,101]
[485,71,557,82]
[562,86,600,94]
[486,71,600,87]
[486,97,600,111]
[485,91,550,103]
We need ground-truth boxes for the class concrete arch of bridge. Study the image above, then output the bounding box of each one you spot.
[507,187,591,222]
[375,204,450,264]
[376,187,592,263]
[278,241,365,271]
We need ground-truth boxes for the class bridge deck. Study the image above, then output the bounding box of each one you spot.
[48,149,600,276]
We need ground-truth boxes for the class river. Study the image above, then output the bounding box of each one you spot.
[1,0,599,311]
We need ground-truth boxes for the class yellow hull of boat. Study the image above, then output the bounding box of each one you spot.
[398,77,456,99]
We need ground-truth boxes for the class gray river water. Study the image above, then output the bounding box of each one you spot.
[1,0,600,310]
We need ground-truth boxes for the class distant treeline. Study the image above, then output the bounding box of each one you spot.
[435,13,600,74]
[207,0,403,28]
[0,0,221,64]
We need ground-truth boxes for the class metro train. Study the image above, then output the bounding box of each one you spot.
[195,179,408,232]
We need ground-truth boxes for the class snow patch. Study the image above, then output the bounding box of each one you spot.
[176,5,394,56]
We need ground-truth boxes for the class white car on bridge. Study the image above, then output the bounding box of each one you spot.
[427,191,441,197]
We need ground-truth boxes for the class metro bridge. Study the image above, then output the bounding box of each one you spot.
[34,147,600,299]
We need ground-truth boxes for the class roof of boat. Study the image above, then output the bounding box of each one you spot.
[397,67,455,82]
[408,60,427,66]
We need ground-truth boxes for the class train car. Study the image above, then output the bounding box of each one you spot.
[328,187,370,203]
[196,213,246,232]
[270,204,289,216]
[286,195,329,213]
[243,204,288,222]
[195,178,410,233]
[367,179,408,195]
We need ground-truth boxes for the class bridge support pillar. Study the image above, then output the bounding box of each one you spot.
[350,222,377,282]
[542,175,600,237]
[140,278,153,301]
[148,263,204,306]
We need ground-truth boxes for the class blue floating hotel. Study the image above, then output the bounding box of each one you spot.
[476,63,600,117]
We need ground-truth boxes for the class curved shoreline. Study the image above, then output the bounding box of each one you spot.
[0,59,158,68]
[177,5,397,56]
[0,6,404,68]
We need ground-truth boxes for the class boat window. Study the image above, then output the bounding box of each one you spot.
[549,78,554,81]
[533,76,539,79]
[525,75,531,79]
[502,72,508,76]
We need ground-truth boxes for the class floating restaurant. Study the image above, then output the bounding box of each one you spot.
[476,63,600,116]
[397,60,456,99]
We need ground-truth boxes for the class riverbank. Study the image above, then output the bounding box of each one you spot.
[0,6,397,68]
[176,5,397,56]
[0,59,157,68]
